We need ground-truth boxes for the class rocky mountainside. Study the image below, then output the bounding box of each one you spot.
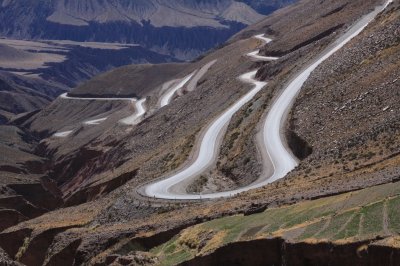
[0,39,178,118]
[0,0,271,61]
[0,71,66,123]
[70,64,190,98]
[240,0,296,14]
[0,0,399,265]
[0,0,288,117]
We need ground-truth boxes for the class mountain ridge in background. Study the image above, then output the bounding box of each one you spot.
[0,0,299,118]
[0,0,272,61]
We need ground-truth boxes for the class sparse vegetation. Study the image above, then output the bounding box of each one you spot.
[15,237,30,261]
[151,182,400,264]
[187,175,208,193]
[388,196,400,234]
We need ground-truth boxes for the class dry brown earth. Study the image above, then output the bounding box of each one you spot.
[0,0,398,265]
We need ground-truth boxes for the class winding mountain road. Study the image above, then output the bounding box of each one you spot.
[160,73,195,107]
[53,130,73,138]
[55,93,147,135]
[141,70,268,199]
[56,60,214,133]
[60,93,136,101]
[119,99,147,125]
[246,34,279,61]
[140,0,392,200]
[186,60,218,92]
[84,117,108,125]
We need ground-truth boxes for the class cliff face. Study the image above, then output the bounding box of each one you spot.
[178,238,400,266]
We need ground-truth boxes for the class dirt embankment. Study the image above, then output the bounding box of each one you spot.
[180,238,400,266]
[285,1,400,194]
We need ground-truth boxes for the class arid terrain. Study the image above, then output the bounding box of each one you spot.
[0,0,399,265]
[0,0,270,61]
[0,0,276,120]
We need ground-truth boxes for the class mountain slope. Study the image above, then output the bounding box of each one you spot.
[0,0,296,119]
[0,71,66,123]
[0,38,179,116]
[45,0,263,28]
[70,63,189,98]
[239,0,297,14]
[0,0,398,265]
[0,0,268,61]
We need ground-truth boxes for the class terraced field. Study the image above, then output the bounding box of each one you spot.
[150,181,400,265]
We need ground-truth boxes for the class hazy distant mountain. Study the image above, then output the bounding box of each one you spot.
[0,0,271,60]
[0,0,295,116]
[239,0,296,14]
[0,39,178,117]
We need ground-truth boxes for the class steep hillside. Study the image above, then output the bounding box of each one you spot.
[9,63,198,201]
[0,0,297,118]
[286,1,399,195]
[151,181,400,265]
[0,0,398,265]
[0,71,66,123]
[0,38,177,116]
[190,0,390,192]
[0,0,278,117]
[71,64,189,98]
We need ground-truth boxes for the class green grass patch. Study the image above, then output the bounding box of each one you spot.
[296,219,328,240]
[164,242,177,254]
[258,207,295,232]
[151,235,193,266]
[282,205,335,229]
[333,213,361,240]
[158,248,192,266]
[150,235,178,256]
[360,201,384,237]
[388,196,400,233]
[201,215,244,244]
[149,183,400,264]
[200,207,293,244]
[316,210,355,239]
